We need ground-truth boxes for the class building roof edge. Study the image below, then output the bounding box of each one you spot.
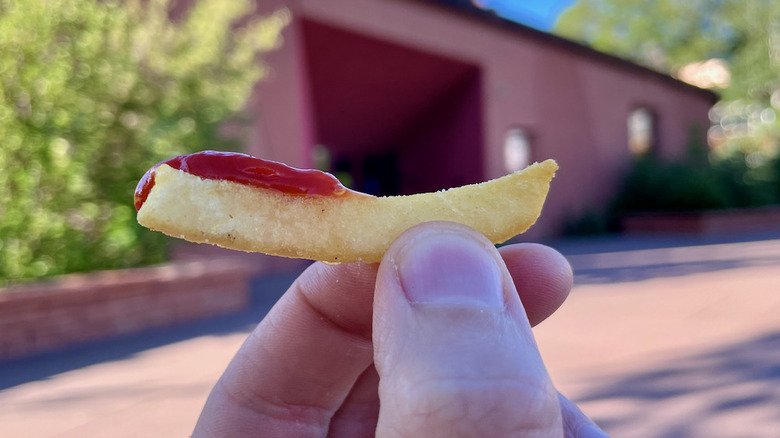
[409,0,720,104]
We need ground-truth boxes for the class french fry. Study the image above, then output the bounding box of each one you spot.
[136,152,557,263]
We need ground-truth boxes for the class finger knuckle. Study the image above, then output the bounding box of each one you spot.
[387,376,560,437]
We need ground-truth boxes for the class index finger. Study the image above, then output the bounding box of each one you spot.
[193,261,378,438]
[500,243,573,326]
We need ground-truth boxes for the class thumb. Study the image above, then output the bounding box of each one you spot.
[373,222,563,438]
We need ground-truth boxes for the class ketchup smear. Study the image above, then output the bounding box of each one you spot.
[134,151,362,211]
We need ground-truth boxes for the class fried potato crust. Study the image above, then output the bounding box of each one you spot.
[137,160,557,263]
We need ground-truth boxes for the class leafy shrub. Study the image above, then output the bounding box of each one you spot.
[613,153,780,214]
[562,210,611,236]
[0,0,289,285]
[711,152,780,208]
[614,157,730,212]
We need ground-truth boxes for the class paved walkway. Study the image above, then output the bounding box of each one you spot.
[2,233,780,437]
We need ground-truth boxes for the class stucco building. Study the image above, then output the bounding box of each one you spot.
[242,0,717,238]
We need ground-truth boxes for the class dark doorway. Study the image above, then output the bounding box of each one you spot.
[301,19,483,195]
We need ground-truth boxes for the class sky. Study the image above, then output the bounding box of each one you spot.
[474,0,578,31]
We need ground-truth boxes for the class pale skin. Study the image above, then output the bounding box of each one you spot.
[193,222,609,437]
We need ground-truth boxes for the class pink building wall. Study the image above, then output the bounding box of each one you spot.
[245,0,716,238]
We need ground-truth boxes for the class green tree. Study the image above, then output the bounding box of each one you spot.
[0,0,289,285]
[556,0,780,156]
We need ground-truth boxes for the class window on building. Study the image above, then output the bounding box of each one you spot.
[504,128,531,173]
[628,107,656,155]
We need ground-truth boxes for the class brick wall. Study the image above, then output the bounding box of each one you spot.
[621,206,780,235]
[0,257,263,362]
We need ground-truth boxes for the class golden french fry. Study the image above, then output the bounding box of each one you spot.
[136,153,557,263]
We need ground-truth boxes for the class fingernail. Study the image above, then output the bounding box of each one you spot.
[579,424,609,438]
[396,230,504,307]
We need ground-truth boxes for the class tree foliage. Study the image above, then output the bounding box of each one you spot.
[556,0,780,156]
[0,0,289,284]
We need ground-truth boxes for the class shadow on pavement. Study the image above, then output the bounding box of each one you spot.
[0,270,303,391]
[546,230,780,255]
[576,331,780,436]
[572,257,780,284]
[546,231,780,285]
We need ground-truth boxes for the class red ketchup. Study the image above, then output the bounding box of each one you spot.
[134,151,364,211]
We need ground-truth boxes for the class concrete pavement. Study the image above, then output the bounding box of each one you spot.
[2,233,780,437]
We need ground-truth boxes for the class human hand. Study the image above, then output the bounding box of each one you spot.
[193,222,608,437]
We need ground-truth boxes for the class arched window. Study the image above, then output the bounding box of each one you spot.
[627,107,656,156]
[504,128,531,173]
